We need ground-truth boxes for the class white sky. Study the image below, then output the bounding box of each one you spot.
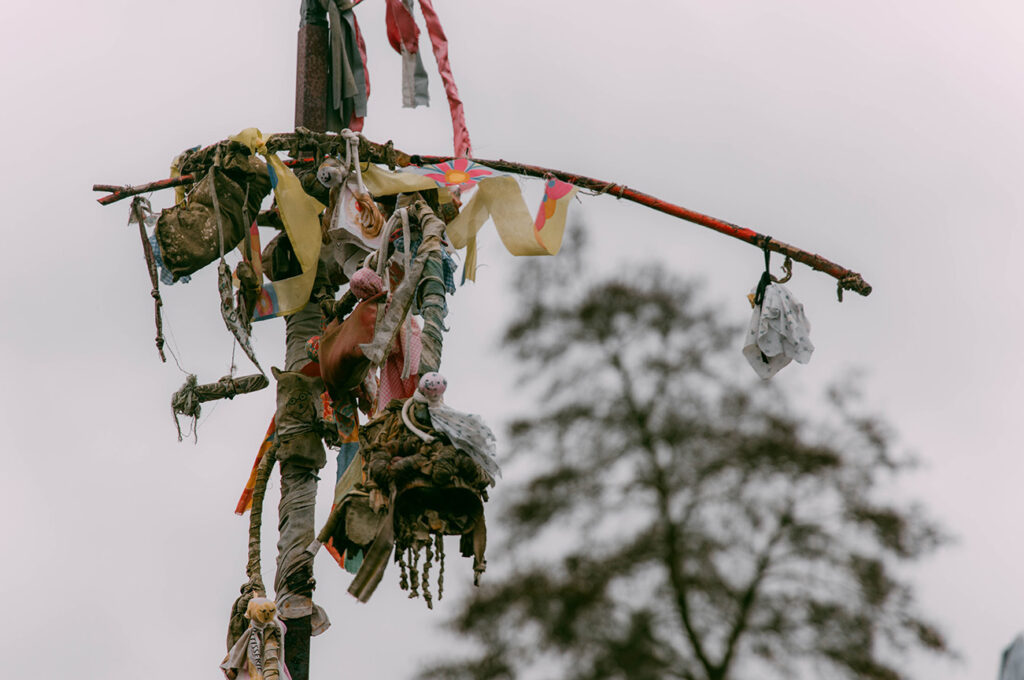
[1,1,1021,678]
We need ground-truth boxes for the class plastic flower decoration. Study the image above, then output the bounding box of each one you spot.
[421,158,495,190]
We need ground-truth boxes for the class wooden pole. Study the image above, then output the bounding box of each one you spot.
[283,4,329,679]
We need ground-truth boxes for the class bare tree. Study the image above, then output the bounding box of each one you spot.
[419,233,949,680]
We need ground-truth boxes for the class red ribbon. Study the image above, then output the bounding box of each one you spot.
[385,0,420,54]
[417,0,472,157]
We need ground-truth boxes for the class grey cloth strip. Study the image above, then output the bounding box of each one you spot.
[401,49,430,108]
[359,202,444,365]
[320,1,368,130]
[284,302,323,372]
[400,0,429,107]
[342,9,367,119]
[275,462,330,634]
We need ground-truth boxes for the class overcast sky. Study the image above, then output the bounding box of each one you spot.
[1,1,1021,678]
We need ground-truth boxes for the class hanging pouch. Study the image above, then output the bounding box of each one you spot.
[319,290,387,399]
[155,153,270,280]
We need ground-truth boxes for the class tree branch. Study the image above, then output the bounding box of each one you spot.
[416,154,871,298]
[608,352,716,680]
[94,131,872,297]
[715,509,791,678]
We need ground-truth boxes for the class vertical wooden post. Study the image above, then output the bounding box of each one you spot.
[296,1,329,132]
[283,6,328,680]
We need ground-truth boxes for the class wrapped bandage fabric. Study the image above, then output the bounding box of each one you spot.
[742,283,814,379]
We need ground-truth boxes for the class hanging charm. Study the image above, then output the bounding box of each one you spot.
[208,166,265,374]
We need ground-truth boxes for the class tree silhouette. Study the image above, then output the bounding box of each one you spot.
[420,232,949,680]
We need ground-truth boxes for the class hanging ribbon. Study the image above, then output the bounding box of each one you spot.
[386,0,430,107]
[228,129,326,321]
[209,166,265,373]
[417,0,471,157]
[319,1,370,131]
[439,175,578,281]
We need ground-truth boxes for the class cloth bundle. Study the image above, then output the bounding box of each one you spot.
[155,145,270,280]
[742,282,814,379]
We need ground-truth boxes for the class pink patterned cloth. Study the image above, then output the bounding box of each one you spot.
[376,318,422,410]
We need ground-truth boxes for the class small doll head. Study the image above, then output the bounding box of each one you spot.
[317,157,346,188]
[245,597,278,627]
[349,267,384,300]
[418,373,447,402]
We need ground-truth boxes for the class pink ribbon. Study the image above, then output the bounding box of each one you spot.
[417,0,472,157]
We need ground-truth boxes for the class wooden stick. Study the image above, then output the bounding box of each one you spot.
[130,198,167,361]
[94,134,871,297]
[415,154,872,298]
[95,175,196,205]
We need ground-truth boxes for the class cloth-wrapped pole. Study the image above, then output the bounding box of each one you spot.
[407,202,448,374]
[357,200,444,366]
[227,447,277,651]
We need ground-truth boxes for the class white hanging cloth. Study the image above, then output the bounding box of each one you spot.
[742,282,814,379]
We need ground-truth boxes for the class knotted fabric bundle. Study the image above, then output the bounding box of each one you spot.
[171,373,270,441]
[742,282,814,379]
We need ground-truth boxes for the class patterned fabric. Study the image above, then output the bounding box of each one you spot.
[305,335,320,363]
[742,282,814,379]
[418,0,472,156]
[441,175,578,282]
[326,394,363,572]
[148,234,191,285]
[391,233,457,295]
[220,612,290,680]
[250,154,326,321]
[411,373,500,484]
[235,418,277,515]
[404,158,501,191]
[377,318,422,410]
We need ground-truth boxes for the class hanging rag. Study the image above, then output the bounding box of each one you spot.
[209,166,264,374]
[358,205,444,366]
[417,0,471,156]
[236,418,277,515]
[226,129,326,321]
[742,282,814,379]
[439,174,578,281]
[129,198,167,362]
[385,0,430,108]
[316,0,370,131]
[377,317,422,410]
[405,372,500,485]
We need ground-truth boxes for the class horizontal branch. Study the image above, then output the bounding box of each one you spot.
[416,155,871,298]
[93,131,871,297]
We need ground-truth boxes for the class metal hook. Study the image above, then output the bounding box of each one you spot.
[771,256,793,284]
